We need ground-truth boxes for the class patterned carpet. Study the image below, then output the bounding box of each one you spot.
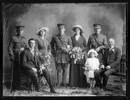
[3,85,126,96]
[3,75,126,96]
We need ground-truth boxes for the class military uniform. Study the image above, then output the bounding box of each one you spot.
[87,25,108,62]
[8,26,27,90]
[51,33,72,86]
[87,24,108,88]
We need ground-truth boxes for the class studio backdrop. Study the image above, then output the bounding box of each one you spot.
[2,3,126,83]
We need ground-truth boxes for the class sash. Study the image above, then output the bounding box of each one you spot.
[93,34,103,47]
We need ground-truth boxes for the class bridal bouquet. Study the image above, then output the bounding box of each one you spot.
[39,51,51,67]
[69,47,85,64]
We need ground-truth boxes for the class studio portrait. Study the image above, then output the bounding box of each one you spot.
[2,3,127,96]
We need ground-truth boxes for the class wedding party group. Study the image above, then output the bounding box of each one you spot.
[8,23,121,93]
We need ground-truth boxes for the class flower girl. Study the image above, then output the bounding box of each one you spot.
[84,49,100,88]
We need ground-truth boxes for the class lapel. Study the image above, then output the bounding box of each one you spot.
[109,47,116,54]
[28,49,37,64]
[33,49,38,64]
[57,34,62,40]
[106,48,111,63]
[93,33,103,46]
[93,34,100,46]
[107,47,116,62]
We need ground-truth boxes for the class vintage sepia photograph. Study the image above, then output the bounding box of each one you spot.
[2,3,127,96]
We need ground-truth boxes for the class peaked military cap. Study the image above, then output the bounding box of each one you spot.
[16,25,25,30]
[57,24,66,27]
[93,24,102,29]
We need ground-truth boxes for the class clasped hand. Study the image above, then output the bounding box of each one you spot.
[100,65,111,70]
[32,68,37,72]
[106,65,111,70]
[20,47,24,51]
[39,64,46,74]
[96,46,105,52]
[100,65,105,69]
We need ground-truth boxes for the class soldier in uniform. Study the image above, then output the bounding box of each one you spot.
[87,24,107,88]
[8,25,27,91]
[50,24,72,87]
[87,24,107,53]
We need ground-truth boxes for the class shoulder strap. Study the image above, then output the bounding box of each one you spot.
[93,34,101,47]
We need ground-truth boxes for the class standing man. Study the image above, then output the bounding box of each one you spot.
[8,25,27,91]
[87,24,107,88]
[100,38,121,90]
[21,38,56,93]
[50,24,71,87]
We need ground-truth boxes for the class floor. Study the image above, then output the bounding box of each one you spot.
[3,76,126,96]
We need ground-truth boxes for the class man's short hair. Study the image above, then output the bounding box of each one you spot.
[28,38,35,44]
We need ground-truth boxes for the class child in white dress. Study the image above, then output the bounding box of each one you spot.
[84,49,100,88]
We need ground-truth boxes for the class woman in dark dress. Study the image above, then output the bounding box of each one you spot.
[69,25,87,87]
[35,27,57,86]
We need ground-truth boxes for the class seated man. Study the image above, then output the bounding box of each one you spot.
[21,38,56,93]
[100,38,121,90]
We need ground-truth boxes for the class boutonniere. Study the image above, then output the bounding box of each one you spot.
[109,48,115,52]
[112,48,115,52]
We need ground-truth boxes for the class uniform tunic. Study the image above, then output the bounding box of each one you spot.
[51,33,72,86]
[87,33,107,64]
[8,35,27,90]
[51,34,72,64]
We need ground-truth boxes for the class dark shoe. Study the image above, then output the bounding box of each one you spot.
[50,88,56,93]
[60,83,64,87]
[102,86,107,91]
[63,83,68,87]
[99,85,103,89]
[95,84,100,88]
[35,89,40,92]
[35,88,40,92]
[95,87,100,90]
[11,88,16,93]
[35,86,40,92]
[100,88,104,92]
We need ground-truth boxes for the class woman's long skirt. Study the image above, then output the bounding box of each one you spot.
[69,62,87,87]
[40,55,57,87]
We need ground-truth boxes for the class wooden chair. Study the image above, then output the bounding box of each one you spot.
[111,54,127,82]
[107,55,127,92]
[20,72,34,91]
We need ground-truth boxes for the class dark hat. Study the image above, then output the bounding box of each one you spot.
[93,24,102,29]
[57,24,65,27]
[16,25,25,30]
